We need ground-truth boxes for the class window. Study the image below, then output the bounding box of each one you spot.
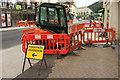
[40,7,66,27]
[35,6,39,22]
[40,7,47,24]
[49,8,59,25]
[81,12,82,15]
[84,12,85,15]
[59,9,66,27]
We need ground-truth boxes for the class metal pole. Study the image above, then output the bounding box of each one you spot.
[34,1,37,21]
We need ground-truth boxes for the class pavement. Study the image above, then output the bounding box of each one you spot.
[15,55,61,78]
[48,47,118,78]
[2,28,28,50]
[1,25,119,79]
[1,26,37,78]
[0,26,36,32]
[6,46,118,79]
[2,44,39,78]
[2,44,61,79]
[1,26,36,50]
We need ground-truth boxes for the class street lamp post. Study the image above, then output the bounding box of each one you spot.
[34,1,37,21]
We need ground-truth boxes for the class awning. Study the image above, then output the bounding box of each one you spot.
[88,1,103,13]
[98,8,105,13]
[1,8,35,14]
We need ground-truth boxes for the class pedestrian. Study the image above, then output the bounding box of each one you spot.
[90,18,92,23]
[89,18,92,27]
[100,18,102,23]
[95,18,99,23]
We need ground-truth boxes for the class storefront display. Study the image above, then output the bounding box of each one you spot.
[1,13,6,27]
[7,13,11,26]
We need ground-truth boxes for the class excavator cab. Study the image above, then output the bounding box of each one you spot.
[35,3,68,34]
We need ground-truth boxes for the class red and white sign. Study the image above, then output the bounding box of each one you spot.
[1,14,6,27]
[7,13,11,26]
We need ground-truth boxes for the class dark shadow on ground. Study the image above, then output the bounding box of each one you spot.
[13,55,61,78]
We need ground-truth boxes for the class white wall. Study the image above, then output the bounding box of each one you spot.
[118,1,120,40]
[110,2,119,39]
[103,0,120,40]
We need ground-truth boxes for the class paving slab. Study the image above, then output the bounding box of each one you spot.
[15,55,61,78]
[2,44,39,78]
[0,26,36,32]
[48,47,118,78]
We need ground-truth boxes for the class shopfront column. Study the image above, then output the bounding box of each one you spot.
[110,2,119,39]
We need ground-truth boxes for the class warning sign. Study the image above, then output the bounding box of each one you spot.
[26,44,45,60]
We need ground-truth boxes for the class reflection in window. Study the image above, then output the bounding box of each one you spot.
[40,7,47,25]
[59,9,66,27]
[40,7,66,27]
[49,8,59,25]
[36,6,39,22]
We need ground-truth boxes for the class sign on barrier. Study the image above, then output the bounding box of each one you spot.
[22,44,47,74]
[26,44,44,60]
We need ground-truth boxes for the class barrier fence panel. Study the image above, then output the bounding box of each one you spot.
[17,21,28,27]
[83,23,103,29]
[21,22,116,56]
[69,31,82,53]
[111,27,116,41]
[83,28,116,44]
[28,21,35,26]
[77,24,84,31]
[22,34,70,55]
[68,23,103,34]
[21,28,36,36]
[17,21,35,27]
[68,24,76,34]
[68,24,84,34]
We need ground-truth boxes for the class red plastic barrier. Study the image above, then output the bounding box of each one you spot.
[68,24,84,34]
[68,24,76,34]
[49,20,58,23]
[111,27,116,41]
[17,21,36,27]
[77,24,84,30]
[22,34,70,54]
[28,21,35,26]
[83,28,116,44]
[83,23,103,29]
[17,21,28,27]
[69,30,82,53]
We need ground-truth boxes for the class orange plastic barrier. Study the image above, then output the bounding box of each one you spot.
[17,21,36,27]
[21,28,36,35]
[68,24,84,34]
[22,34,70,54]
[17,21,28,27]
[77,24,84,30]
[83,23,103,29]
[111,27,116,41]
[49,20,58,23]
[28,21,35,26]
[83,28,116,44]
[69,30,82,53]
[21,23,116,55]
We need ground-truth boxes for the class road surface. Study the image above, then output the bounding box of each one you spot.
[2,29,28,50]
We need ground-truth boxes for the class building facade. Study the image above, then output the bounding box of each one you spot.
[103,0,120,40]
[56,0,76,16]
[76,6,93,19]
[103,0,120,54]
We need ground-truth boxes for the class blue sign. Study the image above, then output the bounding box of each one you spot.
[32,53,37,57]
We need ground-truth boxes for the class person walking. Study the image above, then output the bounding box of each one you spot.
[89,18,92,27]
